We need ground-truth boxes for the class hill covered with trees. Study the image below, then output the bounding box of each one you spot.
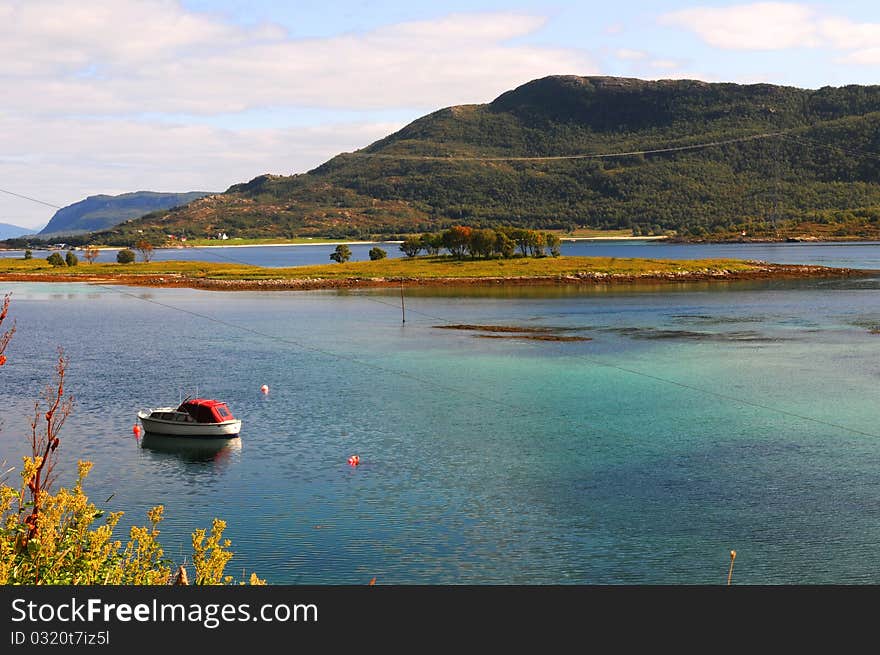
[85,76,880,245]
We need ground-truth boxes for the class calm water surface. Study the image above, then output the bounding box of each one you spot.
[2,247,880,584]
[4,239,880,268]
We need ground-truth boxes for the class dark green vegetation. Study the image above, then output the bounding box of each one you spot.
[330,244,352,263]
[37,190,214,236]
[408,226,561,259]
[46,252,65,267]
[44,76,880,244]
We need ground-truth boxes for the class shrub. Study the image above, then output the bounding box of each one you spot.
[369,247,387,261]
[65,251,78,266]
[330,244,351,263]
[0,294,264,586]
[46,252,65,267]
[116,249,136,264]
[23,249,32,260]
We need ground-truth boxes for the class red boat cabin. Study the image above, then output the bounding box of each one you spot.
[176,399,236,423]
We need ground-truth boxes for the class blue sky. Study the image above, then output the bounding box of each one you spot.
[3,0,880,230]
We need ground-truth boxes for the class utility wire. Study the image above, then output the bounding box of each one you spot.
[7,121,880,439]
[343,130,792,162]
[83,272,880,443]
[0,188,63,209]
[80,282,654,444]
[354,288,880,439]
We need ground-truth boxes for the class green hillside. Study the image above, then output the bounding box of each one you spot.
[87,76,880,245]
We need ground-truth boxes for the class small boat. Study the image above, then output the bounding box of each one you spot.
[137,398,242,438]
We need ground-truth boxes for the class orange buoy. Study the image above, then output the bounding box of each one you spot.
[260,384,269,394]
[133,424,141,437]
[348,455,360,466]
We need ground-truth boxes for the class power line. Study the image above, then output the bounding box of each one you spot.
[782,133,880,162]
[78,282,646,444]
[345,130,792,162]
[347,287,880,439]
[0,188,63,209]
[10,236,874,442]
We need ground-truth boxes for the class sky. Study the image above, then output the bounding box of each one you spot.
[3,0,880,230]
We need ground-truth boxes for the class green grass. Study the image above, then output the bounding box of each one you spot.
[0,254,764,281]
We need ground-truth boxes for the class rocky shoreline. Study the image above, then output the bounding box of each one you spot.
[0,262,875,291]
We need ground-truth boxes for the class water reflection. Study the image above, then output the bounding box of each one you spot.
[139,433,242,464]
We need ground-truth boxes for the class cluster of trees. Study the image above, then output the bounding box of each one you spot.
[46,251,78,267]
[400,226,561,259]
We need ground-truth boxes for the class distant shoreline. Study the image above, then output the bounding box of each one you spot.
[8,234,880,252]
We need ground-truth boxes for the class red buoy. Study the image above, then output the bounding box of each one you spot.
[260,384,269,394]
[133,424,141,437]
[348,455,360,466]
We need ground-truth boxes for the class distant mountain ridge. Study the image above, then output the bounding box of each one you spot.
[39,191,215,236]
[89,75,880,244]
[0,222,34,239]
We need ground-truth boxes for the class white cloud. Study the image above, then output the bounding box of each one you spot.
[616,48,648,60]
[0,2,595,116]
[659,1,880,66]
[0,2,598,229]
[659,2,819,50]
[819,17,880,50]
[0,114,403,230]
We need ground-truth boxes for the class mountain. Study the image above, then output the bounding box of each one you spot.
[0,222,35,239]
[39,191,215,236]
[90,76,880,244]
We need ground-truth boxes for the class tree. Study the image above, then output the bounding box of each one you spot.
[23,249,32,260]
[65,251,78,267]
[441,226,472,259]
[544,233,562,257]
[46,252,65,267]
[528,231,545,258]
[468,228,497,258]
[420,232,442,256]
[510,228,532,257]
[330,244,351,263]
[400,236,422,257]
[83,247,100,264]
[116,249,136,264]
[369,246,387,261]
[494,231,515,258]
[135,240,154,263]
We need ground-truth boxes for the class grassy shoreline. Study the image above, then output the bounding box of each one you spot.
[0,255,873,291]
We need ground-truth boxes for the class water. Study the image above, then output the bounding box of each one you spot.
[4,239,880,269]
[2,253,880,584]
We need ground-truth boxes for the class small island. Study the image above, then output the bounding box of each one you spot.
[0,253,872,291]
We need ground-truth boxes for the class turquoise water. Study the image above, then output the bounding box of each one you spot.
[2,270,880,584]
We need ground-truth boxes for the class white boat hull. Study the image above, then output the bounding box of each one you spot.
[138,410,241,438]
